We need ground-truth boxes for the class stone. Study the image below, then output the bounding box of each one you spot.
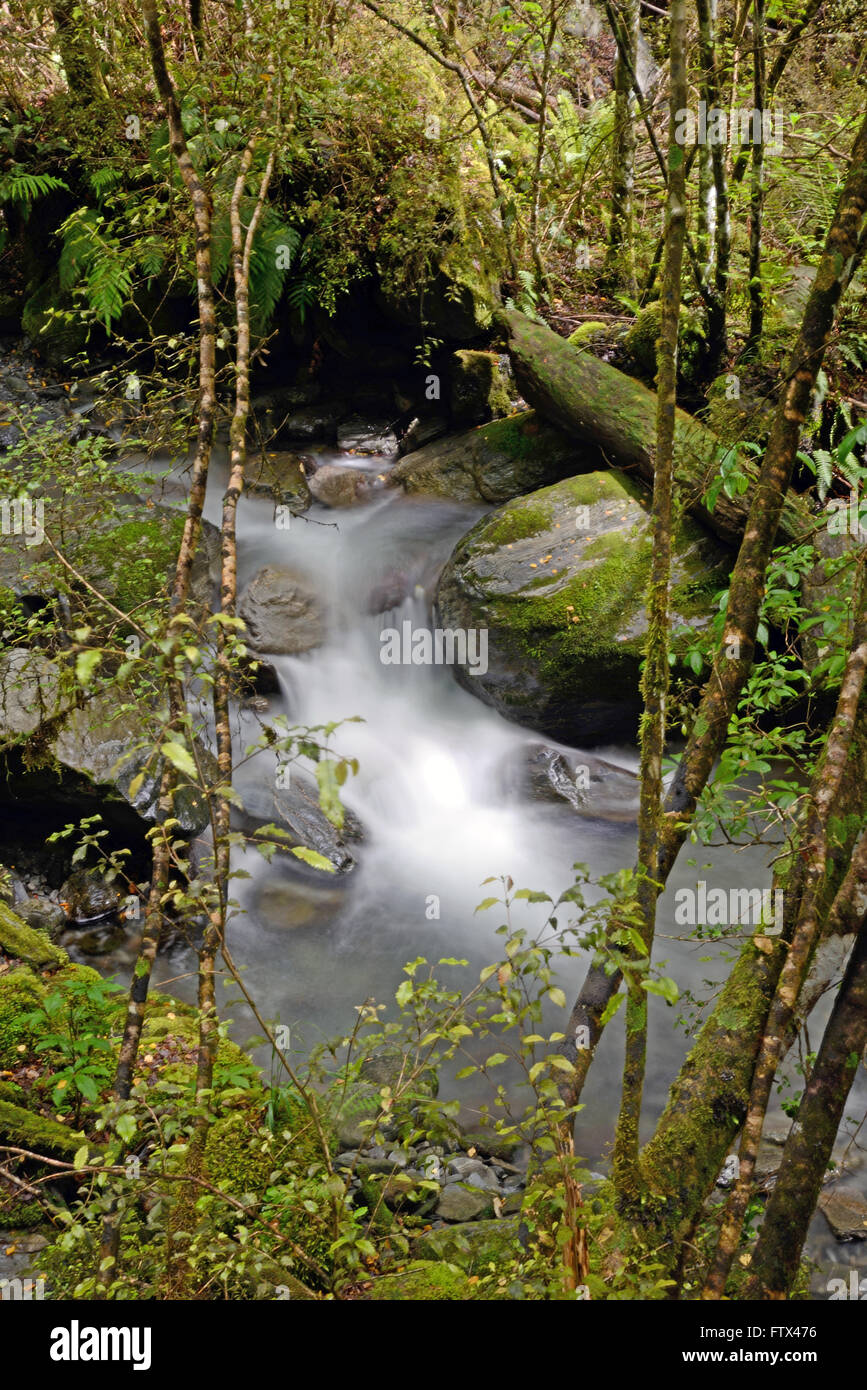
[390,410,590,504]
[18,896,66,940]
[281,404,345,441]
[435,1183,493,1222]
[411,1216,521,1272]
[819,1190,867,1242]
[59,870,119,924]
[0,649,67,740]
[523,744,640,823]
[307,463,384,508]
[237,565,324,655]
[245,451,312,512]
[337,416,399,456]
[436,470,731,744]
[449,349,513,426]
[238,771,362,873]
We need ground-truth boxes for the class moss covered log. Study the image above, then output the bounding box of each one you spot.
[497,310,810,548]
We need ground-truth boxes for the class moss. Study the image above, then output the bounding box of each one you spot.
[0,967,46,1067]
[204,1111,273,1197]
[0,902,67,969]
[72,513,185,614]
[0,1097,86,1158]
[365,1258,473,1300]
[450,349,511,424]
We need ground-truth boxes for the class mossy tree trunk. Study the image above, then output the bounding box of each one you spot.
[702,564,867,1297]
[744,831,867,1298]
[613,0,687,1205]
[51,1,108,103]
[696,0,731,375]
[603,0,641,293]
[743,0,766,359]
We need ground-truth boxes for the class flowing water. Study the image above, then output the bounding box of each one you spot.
[146,439,866,1276]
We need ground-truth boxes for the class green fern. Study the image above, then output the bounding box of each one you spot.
[0,168,68,208]
[59,207,133,329]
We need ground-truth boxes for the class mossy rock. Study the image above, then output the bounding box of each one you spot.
[705,372,777,448]
[436,470,731,743]
[137,1010,262,1097]
[621,301,705,388]
[411,1216,521,1272]
[390,409,594,504]
[21,273,93,367]
[245,452,312,512]
[364,1258,473,1300]
[0,902,66,970]
[204,1111,274,1197]
[449,350,512,426]
[0,967,46,1067]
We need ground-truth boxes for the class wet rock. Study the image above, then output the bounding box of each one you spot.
[18,896,66,940]
[238,771,362,873]
[524,744,640,823]
[245,451,312,512]
[237,565,324,655]
[390,410,591,504]
[64,919,126,956]
[337,416,399,456]
[282,404,345,442]
[819,1190,867,1242]
[59,870,119,925]
[398,414,450,456]
[307,463,384,509]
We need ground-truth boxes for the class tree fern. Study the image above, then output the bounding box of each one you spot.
[59,207,133,330]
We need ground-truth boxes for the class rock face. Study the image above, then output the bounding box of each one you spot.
[524,744,640,823]
[390,410,592,504]
[436,470,731,744]
[0,649,67,738]
[238,565,324,654]
[818,1190,867,1242]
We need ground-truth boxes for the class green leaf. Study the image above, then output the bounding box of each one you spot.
[73,1144,89,1171]
[160,740,198,780]
[547,987,567,1008]
[290,846,336,872]
[75,649,102,686]
[600,991,626,1025]
[475,897,500,912]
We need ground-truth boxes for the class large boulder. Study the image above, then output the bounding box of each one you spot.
[237,565,324,655]
[390,410,593,504]
[449,350,512,426]
[307,464,384,509]
[237,772,363,874]
[436,470,731,744]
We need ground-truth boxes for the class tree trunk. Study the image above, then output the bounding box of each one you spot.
[696,0,731,375]
[745,833,867,1298]
[744,0,766,358]
[613,0,687,1204]
[604,0,641,292]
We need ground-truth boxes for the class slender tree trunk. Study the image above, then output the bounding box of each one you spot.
[696,0,731,374]
[745,828,867,1298]
[51,0,108,102]
[702,562,867,1297]
[552,106,867,1116]
[744,0,766,358]
[612,0,687,1203]
[604,0,640,292]
[529,0,561,296]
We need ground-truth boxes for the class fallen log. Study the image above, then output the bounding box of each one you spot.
[497,309,812,548]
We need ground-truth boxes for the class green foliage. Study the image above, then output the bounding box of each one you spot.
[25,971,122,1123]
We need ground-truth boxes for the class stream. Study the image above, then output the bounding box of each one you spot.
[141,435,866,1284]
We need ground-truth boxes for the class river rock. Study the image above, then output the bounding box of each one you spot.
[59,869,119,924]
[435,1183,493,1222]
[237,771,362,873]
[18,895,66,939]
[237,566,324,654]
[390,410,592,504]
[281,404,346,441]
[245,451,312,512]
[524,744,640,823]
[411,1216,521,1272]
[818,1190,867,1242]
[398,413,450,456]
[307,463,384,508]
[436,470,731,744]
[337,416,399,456]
